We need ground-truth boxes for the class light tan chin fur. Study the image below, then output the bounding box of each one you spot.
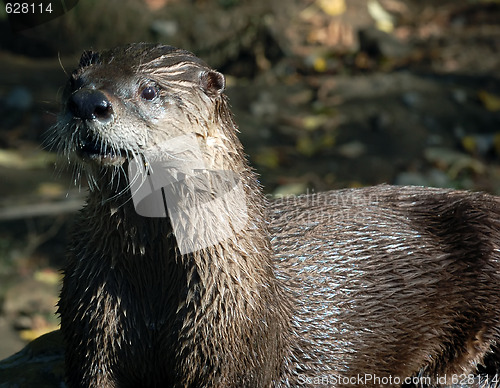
[85,154,126,166]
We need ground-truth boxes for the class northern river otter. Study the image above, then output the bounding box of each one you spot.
[50,43,500,387]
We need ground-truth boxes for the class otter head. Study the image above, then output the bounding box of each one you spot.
[49,43,232,191]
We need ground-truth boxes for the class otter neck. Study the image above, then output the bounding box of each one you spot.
[78,158,288,385]
[83,152,272,279]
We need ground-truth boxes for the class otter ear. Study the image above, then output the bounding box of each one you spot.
[200,70,225,98]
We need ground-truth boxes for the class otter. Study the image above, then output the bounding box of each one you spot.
[50,43,500,388]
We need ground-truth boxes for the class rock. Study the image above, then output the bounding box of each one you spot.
[5,87,33,112]
[272,182,308,197]
[337,141,366,158]
[401,91,422,109]
[250,91,278,119]
[394,169,452,188]
[451,89,467,105]
[394,171,428,187]
[0,330,65,388]
[150,19,179,39]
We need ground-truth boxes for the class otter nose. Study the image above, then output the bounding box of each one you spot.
[68,89,113,121]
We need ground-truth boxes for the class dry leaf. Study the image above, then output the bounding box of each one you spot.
[478,90,500,112]
[316,0,346,16]
[367,0,394,33]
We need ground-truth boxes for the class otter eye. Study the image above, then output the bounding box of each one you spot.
[140,86,158,101]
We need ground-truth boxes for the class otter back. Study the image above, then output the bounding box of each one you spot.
[271,185,500,386]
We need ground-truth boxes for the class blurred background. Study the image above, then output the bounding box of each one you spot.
[0,0,499,359]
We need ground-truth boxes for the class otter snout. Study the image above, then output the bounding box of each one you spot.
[68,89,113,123]
[63,88,127,166]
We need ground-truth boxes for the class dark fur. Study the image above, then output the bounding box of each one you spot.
[53,43,500,387]
[272,186,500,386]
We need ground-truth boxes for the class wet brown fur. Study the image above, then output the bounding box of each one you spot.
[53,43,500,387]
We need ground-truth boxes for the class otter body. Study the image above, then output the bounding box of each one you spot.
[52,44,500,388]
[272,186,500,385]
